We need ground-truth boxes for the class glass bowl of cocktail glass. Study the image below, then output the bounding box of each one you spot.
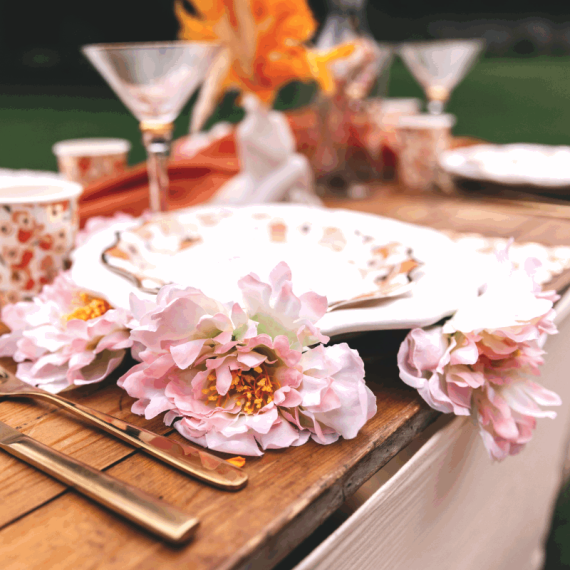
[82,41,221,213]
[398,39,485,115]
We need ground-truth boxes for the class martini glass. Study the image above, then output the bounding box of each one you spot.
[82,41,220,212]
[399,39,485,115]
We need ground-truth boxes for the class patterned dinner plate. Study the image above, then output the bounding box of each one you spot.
[71,205,483,336]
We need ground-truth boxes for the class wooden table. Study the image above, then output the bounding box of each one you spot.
[2,185,570,570]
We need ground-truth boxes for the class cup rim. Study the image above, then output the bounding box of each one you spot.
[52,138,131,157]
[379,97,422,114]
[397,113,457,129]
[0,177,83,205]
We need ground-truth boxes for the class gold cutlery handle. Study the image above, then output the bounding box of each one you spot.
[33,391,247,491]
[0,423,199,544]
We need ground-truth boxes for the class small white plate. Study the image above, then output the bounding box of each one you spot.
[440,143,570,190]
[71,205,484,337]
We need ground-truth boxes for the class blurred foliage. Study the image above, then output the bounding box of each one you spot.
[545,479,570,569]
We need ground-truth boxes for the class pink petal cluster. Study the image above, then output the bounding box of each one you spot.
[0,272,132,393]
[398,253,560,461]
[119,262,376,456]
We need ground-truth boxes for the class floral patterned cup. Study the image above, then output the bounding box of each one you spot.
[364,98,421,180]
[368,98,422,144]
[52,138,131,186]
[0,178,82,307]
[395,113,456,193]
[377,98,422,122]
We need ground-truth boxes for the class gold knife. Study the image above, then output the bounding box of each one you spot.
[0,364,247,490]
[0,419,199,543]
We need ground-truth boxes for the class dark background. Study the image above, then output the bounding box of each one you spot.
[3,1,570,87]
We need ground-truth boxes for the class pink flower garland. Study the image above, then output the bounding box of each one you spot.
[0,259,376,455]
[0,272,132,393]
[1,234,558,463]
[398,252,561,461]
[119,262,377,456]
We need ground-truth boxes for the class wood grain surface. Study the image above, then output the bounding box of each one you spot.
[0,343,439,570]
[1,184,569,570]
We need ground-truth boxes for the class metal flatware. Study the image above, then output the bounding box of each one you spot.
[0,364,247,491]
[0,419,199,543]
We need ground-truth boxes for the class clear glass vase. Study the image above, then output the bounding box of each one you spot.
[311,0,394,197]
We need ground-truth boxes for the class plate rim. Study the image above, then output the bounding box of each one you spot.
[440,143,570,189]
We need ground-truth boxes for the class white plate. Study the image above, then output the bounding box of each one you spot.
[440,143,570,189]
[71,205,484,337]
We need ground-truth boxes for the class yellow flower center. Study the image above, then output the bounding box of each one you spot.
[202,365,280,414]
[66,293,112,322]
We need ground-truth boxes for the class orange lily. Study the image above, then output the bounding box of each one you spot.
[175,0,355,131]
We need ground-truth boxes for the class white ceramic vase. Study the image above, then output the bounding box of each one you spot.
[210,95,318,205]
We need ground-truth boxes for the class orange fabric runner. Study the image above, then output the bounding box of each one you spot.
[78,136,239,224]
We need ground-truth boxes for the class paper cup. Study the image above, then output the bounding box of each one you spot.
[395,114,457,192]
[53,138,131,186]
[0,177,82,307]
[364,98,422,181]
[379,98,422,117]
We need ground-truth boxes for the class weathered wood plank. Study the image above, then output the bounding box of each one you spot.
[516,218,570,246]
[0,353,439,570]
[325,185,570,240]
[0,363,172,527]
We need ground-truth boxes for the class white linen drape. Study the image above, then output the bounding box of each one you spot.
[295,292,570,570]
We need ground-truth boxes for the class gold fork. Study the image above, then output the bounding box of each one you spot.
[0,364,247,490]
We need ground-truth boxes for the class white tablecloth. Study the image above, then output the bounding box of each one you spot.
[296,289,570,570]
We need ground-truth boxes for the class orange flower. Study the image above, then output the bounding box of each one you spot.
[175,0,355,130]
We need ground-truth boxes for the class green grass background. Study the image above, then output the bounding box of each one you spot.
[1,55,570,567]
[3,56,570,172]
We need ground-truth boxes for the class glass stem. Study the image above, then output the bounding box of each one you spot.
[141,124,173,213]
[427,100,445,115]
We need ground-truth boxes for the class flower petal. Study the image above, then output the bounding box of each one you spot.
[257,416,302,450]
[170,339,207,369]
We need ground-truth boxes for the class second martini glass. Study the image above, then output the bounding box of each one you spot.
[82,41,220,212]
[399,39,485,115]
